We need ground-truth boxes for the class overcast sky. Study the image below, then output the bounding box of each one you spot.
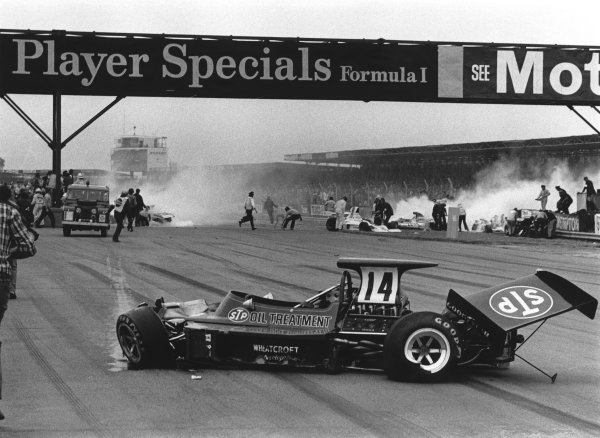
[1,0,600,171]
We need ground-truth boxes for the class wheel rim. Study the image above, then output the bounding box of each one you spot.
[117,323,142,363]
[404,328,451,373]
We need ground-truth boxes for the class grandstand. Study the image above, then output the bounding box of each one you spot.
[276,134,600,208]
[285,134,600,174]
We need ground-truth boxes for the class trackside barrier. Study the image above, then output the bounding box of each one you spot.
[556,213,580,231]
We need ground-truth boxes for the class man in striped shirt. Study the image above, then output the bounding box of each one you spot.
[0,184,37,420]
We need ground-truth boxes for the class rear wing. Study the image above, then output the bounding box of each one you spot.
[446,270,598,343]
[337,258,437,305]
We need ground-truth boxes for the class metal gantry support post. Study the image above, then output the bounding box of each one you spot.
[52,93,62,191]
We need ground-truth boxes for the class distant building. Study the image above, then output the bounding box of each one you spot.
[110,135,169,175]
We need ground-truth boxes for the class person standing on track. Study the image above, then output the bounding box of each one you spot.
[126,188,137,232]
[458,203,469,232]
[112,191,129,242]
[134,188,147,226]
[30,188,44,225]
[0,184,37,420]
[380,197,394,226]
[263,196,277,225]
[334,196,347,230]
[34,188,55,228]
[239,191,257,230]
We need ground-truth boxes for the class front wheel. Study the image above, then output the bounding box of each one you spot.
[384,311,460,381]
[62,226,71,237]
[101,229,107,237]
[116,306,173,368]
[358,221,371,232]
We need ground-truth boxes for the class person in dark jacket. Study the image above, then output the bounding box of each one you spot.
[134,189,148,226]
[555,186,573,214]
[380,198,394,225]
[263,196,277,225]
[545,210,557,238]
[15,189,34,229]
[581,177,596,212]
[126,188,137,231]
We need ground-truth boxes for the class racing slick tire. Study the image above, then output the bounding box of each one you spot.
[116,306,173,368]
[384,311,460,382]
[62,226,71,237]
[358,221,371,232]
[326,216,337,231]
[101,229,107,237]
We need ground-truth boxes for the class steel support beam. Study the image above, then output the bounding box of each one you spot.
[567,105,600,135]
[1,94,52,145]
[61,96,124,147]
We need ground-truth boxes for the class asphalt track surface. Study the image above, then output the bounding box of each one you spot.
[0,218,598,438]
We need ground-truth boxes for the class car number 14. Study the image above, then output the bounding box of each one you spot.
[357,268,399,304]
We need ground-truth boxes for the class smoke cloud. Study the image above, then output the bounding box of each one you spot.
[96,154,598,228]
[394,156,600,224]
[102,167,254,226]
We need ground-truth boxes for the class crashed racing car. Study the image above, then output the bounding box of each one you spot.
[116,258,597,381]
[326,208,400,232]
[139,206,175,225]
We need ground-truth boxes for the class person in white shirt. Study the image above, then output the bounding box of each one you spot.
[535,185,551,210]
[112,191,129,242]
[334,196,348,230]
[239,191,257,230]
[33,190,55,228]
[506,207,518,236]
[30,188,44,224]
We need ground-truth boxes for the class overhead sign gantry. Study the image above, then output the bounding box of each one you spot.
[1,29,599,182]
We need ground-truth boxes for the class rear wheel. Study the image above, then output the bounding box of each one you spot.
[326,216,337,231]
[101,229,107,237]
[62,226,71,237]
[116,306,173,368]
[384,311,459,381]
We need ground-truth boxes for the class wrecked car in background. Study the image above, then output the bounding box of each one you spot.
[326,208,401,232]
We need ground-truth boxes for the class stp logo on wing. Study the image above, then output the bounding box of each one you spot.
[489,286,553,319]
[228,307,250,323]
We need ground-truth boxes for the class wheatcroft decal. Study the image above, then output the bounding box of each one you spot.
[253,345,300,354]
